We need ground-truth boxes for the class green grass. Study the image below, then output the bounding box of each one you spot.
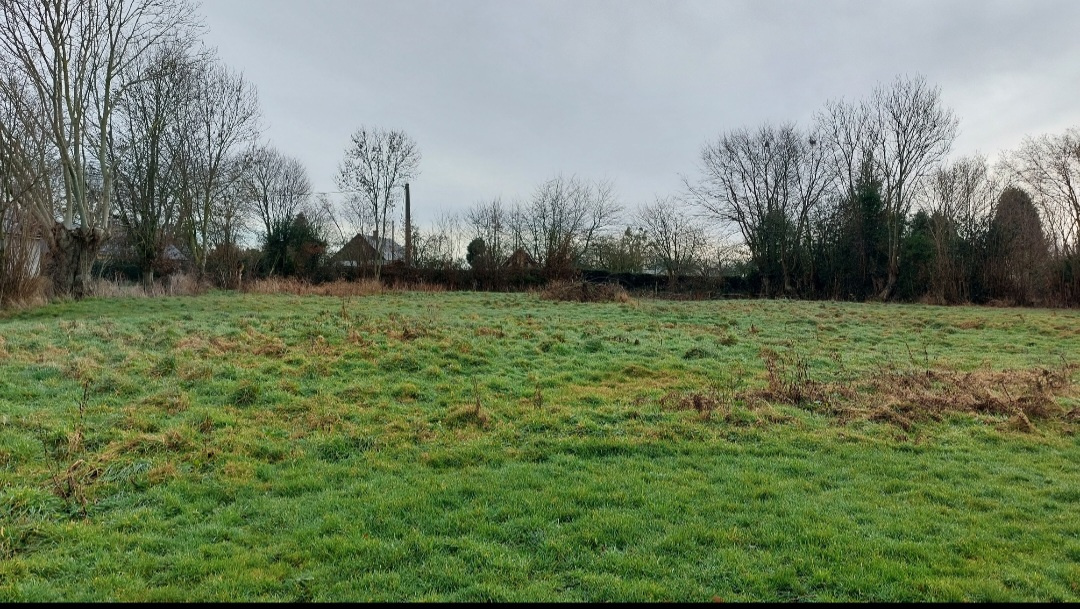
[1,291,1079,601]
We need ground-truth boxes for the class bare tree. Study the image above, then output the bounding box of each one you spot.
[865,74,959,299]
[0,0,199,297]
[509,175,621,277]
[311,192,348,253]
[687,122,826,295]
[816,97,874,204]
[465,197,510,268]
[637,196,708,285]
[174,57,261,279]
[921,154,1000,302]
[336,127,420,276]
[0,69,52,304]
[241,144,312,240]
[1005,128,1080,256]
[414,209,464,270]
[110,41,199,287]
[587,226,649,273]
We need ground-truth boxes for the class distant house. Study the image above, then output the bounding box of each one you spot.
[329,233,405,267]
[162,244,187,262]
[503,247,538,270]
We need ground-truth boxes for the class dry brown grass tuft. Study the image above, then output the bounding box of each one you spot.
[660,388,726,420]
[242,277,385,297]
[101,429,193,461]
[537,280,631,303]
[91,274,206,298]
[858,366,1074,430]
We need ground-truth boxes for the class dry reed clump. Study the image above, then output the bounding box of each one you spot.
[387,280,446,293]
[757,348,853,410]
[241,277,385,297]
[538,280,631,303]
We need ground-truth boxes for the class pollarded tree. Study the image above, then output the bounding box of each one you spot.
[0,0,200,297]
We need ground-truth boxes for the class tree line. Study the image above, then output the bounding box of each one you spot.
[2,1,1078,307]
[420,75,1079,306]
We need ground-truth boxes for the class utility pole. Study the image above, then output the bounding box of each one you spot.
[404,182,412,266]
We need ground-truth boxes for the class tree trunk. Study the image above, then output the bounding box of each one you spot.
[47,224,106,299]
[141,267,155,291]
[877,261,897,301]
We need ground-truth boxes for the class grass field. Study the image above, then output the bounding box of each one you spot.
[1,290,1079,601]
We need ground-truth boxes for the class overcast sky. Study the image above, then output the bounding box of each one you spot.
[198,0,1080,230]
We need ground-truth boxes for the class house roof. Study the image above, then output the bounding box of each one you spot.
[331,233,404,264]
[163,244,187,261]
[504,247,537,268]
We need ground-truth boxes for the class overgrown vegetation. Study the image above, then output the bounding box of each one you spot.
[538,280,631,303]
[1,292,1079,601]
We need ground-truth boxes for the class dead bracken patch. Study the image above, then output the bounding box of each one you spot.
[750,347,1078,432]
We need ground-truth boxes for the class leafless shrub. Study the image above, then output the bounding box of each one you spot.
[758,347,849,410]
